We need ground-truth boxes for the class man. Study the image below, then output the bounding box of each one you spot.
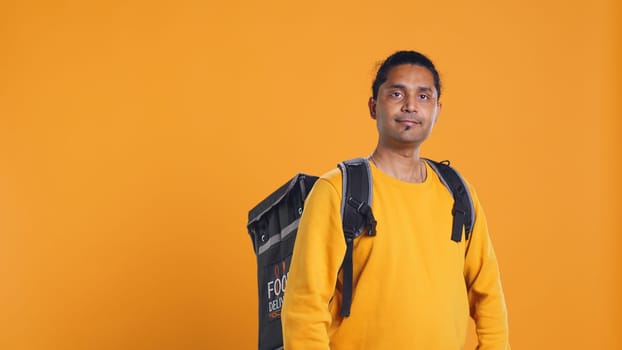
[281,50,510,349]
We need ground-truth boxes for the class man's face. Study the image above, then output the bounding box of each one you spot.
[368,64,441,149]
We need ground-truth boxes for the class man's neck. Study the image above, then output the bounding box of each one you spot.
[369,146,427,183]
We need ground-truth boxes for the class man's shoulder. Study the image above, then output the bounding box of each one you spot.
[424,159,475,187]
[316,167,342,191]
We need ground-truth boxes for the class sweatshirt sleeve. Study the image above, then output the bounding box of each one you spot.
[281,177,347,350]
[463,186,511,350]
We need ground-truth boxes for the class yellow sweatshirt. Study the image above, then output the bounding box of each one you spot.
[282,160,510,349]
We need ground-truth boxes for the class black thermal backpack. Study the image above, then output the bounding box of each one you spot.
[246,158,475,350]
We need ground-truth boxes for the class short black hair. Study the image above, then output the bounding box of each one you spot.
[371,50,441,100]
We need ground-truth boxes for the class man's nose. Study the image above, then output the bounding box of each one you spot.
[401,94,418,113]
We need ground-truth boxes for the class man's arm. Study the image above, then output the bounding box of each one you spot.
[463,186,511,350]
[282,176,346,350]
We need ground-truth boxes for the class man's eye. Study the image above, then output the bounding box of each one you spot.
[390,92,402,98]
[419,94,429,100]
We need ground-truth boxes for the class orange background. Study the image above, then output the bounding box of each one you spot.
[1,0,620,349]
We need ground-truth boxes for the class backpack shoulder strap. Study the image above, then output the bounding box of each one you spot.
[339,158,376,239]
[424,159,475,242]
[337,158,376,317]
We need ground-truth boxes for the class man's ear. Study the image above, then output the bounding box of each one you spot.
[433,101,442,125]
[368,97,377,119]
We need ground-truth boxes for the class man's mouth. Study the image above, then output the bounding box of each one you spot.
[395,119,421,126]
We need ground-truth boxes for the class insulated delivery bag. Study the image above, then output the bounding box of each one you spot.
[246,158,475,350]
[246,173,318,350]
